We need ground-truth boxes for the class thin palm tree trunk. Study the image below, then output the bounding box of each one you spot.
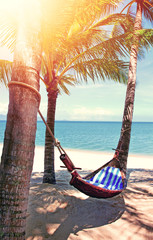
[43,88,58,184]
[117,2,142,175]
[0,1,42,239]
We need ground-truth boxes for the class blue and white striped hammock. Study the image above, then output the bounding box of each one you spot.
[84,166,124,190]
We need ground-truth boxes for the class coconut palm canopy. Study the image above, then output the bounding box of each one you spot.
[0,1,133,86]
[1,0,153,93]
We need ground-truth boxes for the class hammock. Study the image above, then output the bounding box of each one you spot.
[39,110,126,199]
[59,151,126,199]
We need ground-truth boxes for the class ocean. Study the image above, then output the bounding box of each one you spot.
[0,120,153,156]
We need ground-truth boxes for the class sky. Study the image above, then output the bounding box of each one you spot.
[0,1,153,122]
[0,44,152,122]
[44,49,153,122]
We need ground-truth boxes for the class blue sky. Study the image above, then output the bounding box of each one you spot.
[0,44,152,122]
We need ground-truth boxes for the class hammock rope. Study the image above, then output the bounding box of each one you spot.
[8,81,41,101]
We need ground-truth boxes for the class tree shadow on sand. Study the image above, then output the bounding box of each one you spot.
[120,168,153,239]
[26,170,125,239]
[26,168,153,239]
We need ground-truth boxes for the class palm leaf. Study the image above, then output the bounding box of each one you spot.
[138,28,153,47]
[58,75,77,95]
[58,30,134,82]
[92,13,134,30]
[68,58,128,84]
[142,0,153,23]
[0,60,12,86]
[75,0,124,26]
[0,13,17,52]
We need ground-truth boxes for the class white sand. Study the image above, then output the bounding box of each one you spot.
[29,146,153,240]
[1,143,153,171]
[32,145,153,172]
[0,144,153,240]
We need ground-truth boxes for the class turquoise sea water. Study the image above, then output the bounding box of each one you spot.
[0,120,153,155]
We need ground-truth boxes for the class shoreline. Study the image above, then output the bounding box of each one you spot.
[1,142,153,157]
[1,143,153,172]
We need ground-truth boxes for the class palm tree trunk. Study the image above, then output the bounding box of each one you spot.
[43,88,58,184]
[0,1,42,239]
[117,2,142,175]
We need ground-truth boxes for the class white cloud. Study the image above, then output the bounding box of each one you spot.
[56,105,114,121]
[73,106,113,120]
[76,83,104,89]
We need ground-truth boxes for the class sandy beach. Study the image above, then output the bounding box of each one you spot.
[0,144,153,239]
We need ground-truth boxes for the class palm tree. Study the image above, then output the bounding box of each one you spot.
[0,0,42,238]
[116,0,153,175]
[41,11,136,184]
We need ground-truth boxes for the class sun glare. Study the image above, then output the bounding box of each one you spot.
[0,0,25,24]
[0,0,79,49]
[1,0,23,12]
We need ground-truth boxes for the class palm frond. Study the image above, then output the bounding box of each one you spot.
[75,0,124,26]
[61,14,134,62]
[123,28,153,59]
[92,13,134,30]
[137,28,153,49]
[0,60,12,86]
[0,13,17,52]
[142,0,153,24]
[68,58,128,84]
[58,75,77,95]
[58,30,133,81]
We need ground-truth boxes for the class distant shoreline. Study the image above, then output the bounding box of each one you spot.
[0,119,153,123]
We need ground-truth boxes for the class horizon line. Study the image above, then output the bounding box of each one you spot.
[0,117,152,124]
